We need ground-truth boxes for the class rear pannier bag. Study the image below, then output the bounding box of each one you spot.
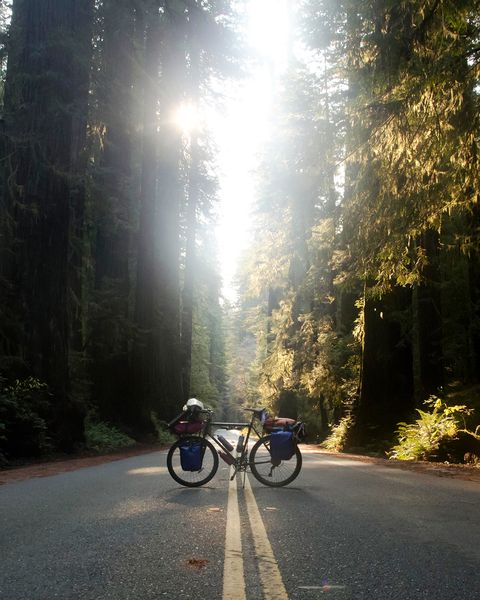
[269,431,295,461]
[173,421,204,435]
[180,439,203,471]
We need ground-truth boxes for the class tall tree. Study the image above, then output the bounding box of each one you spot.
[0,0,94,450]
[88,0,136,425]
[132,1,183,427]
[179,0,243,401]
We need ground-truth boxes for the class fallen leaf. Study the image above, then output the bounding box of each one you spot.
[186,558,209,570]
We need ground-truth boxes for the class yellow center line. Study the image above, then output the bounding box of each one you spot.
[244,475,289,600]
[223,468,246,600]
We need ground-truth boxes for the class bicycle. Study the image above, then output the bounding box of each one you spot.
[166,406,305,488]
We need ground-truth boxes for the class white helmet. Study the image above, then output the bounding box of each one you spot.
[183,398,204,413]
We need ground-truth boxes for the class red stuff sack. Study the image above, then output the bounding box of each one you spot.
[263,417,296,432]
[173,421,204,435]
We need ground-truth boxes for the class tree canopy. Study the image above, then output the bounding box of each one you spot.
[1,0,480,464]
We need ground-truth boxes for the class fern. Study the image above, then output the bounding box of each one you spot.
[389,397,471,461]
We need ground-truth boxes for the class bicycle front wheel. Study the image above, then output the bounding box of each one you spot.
[249,434,302,487]
[167,436,219,487]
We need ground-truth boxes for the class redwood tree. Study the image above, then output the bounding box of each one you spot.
[0,0,94,450]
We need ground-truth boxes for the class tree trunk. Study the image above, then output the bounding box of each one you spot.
[133,5,162,432]
[180,133,199,398]
[347,285,414,448]
[467,204,480,381]
[90,0,135,425]
[134,3,183,426]
[180,38,201,399]
[413,229,444,400]
[1,0,93,450]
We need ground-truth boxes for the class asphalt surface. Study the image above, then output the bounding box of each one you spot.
[1,438,479,600]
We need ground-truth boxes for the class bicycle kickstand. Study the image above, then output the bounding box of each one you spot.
[229,463,247,488]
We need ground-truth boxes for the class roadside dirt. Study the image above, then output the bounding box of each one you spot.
[0,445,166,486]
[313,448,480,484]
[1,445,479,486]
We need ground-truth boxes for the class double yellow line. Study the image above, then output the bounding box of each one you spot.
[223,469,288,600]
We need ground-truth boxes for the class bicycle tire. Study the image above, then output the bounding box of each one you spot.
[167,436,219,487]
[249,434,302,487]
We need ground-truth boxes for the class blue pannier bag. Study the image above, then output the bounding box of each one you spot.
[180,439,203,471]
[270,431,295,461]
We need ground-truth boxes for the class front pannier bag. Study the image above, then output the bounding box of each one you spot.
[180,439,203,471]
[269,431,295,461]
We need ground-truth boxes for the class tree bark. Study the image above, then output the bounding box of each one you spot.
[90,0,136,425]
[134,2,183,426]
[180,134,199,399]
[413,229,444,400]
[347,285,414,448]
[1,0,94,450]
[467,204,480,381]
[180,35,201,399]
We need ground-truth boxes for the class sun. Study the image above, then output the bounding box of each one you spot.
[173,102,200,134]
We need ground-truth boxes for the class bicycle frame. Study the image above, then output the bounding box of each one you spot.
[200,409,266,481]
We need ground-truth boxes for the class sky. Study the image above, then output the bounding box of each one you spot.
[211,0,291,301]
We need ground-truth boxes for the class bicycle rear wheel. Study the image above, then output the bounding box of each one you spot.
[249,434,302,487]
[167,436,219,487]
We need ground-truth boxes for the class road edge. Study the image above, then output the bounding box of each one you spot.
[309,447,480,483]
[0,444,167,486]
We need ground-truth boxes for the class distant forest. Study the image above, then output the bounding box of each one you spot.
[1,1,480,464]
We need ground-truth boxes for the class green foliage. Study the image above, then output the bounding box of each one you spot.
[84,420,135,453]
[189,267,225,409]
[0,377,54,459]
[322,415,354,452]
[389,397,471,461]
[150,412,176,445]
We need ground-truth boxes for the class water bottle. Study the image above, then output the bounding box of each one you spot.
[236,435,245,453]
[217,434,234,452]
[218,451,235,465]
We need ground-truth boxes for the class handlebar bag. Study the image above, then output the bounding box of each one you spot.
[180,439,203,471]
[269,431,295,461]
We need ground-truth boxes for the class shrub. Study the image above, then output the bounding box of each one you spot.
[151,412,176,445]
[389,397,471,461]
[85,420,136,453]
[0,377,54,459]
[321,415,353,452]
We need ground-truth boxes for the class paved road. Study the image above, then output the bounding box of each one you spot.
[1,437,479,599]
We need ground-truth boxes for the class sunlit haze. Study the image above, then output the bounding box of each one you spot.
[210,0,291,302]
